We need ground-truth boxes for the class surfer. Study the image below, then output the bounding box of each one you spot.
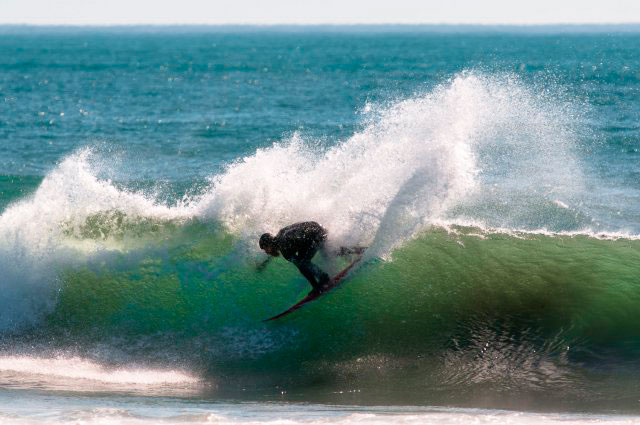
[259,221,366,321]
[258,221,332,292]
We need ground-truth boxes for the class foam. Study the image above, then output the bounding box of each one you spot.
[199,411,640,425]
[432,218,640,242]
[2,406,639,425]
[193,72,587,256]
[0,355,198,385]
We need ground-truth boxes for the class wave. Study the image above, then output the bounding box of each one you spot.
[0,72,596,329]
[0,71,638,406]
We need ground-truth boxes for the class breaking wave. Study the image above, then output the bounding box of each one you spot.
[0,72,637,408]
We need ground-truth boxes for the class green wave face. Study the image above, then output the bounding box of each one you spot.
[29,221,640,408]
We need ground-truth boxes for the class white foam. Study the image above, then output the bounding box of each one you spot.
[2,406,640,425]
[200,411,640,425]
[431,217,640,242]
[0,355,198,385]
[192,72,587,257]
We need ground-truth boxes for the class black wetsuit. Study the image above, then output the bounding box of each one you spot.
[273,221,330,292]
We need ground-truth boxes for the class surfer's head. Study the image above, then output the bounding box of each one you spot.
[259,233,279,256]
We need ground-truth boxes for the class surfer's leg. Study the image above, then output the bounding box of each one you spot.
[308,261,330,290]
[295,261,330,292]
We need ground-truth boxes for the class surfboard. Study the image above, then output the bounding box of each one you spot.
[262,255,363,322]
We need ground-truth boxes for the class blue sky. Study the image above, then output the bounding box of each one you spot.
[1,0,639,25]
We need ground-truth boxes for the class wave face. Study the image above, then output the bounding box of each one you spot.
[1,72,639,409]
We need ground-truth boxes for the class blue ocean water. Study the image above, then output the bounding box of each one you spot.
[1,26,640,423]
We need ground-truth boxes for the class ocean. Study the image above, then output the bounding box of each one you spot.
[1,26,640,423]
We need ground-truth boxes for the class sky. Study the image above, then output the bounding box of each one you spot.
[1,0,639,25]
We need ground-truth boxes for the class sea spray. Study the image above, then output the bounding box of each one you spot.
[195,72,586,256]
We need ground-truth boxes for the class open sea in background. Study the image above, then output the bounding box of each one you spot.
[1,25,640,423]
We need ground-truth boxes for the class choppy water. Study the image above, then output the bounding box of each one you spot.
[1,26,640,423]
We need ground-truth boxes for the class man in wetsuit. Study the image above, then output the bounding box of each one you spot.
[258,221,332,292]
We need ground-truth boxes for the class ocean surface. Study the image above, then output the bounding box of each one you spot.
[1,26,640,423]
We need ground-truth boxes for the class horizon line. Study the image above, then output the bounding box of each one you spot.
[1,23,640,33]
[2,22,640,27]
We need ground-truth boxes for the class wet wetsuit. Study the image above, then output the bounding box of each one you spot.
[272,221,330,292]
